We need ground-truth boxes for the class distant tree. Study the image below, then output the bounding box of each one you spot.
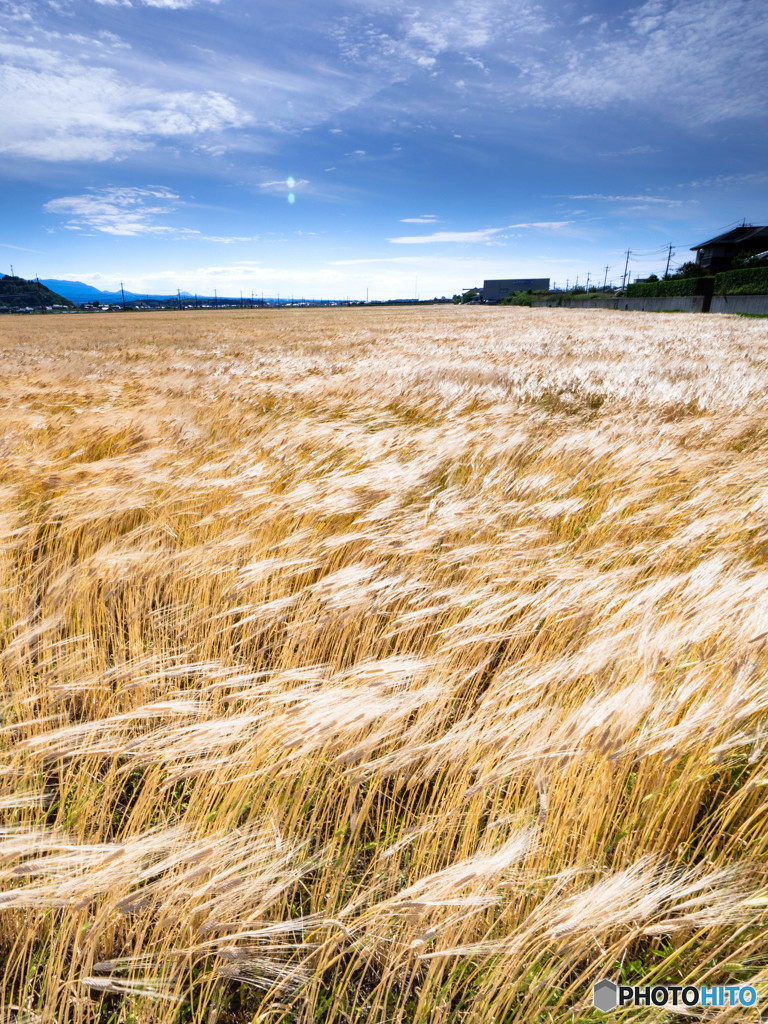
[672,261,706,278]
[732,249,768,270]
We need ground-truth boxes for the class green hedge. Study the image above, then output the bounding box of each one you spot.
[713,267,768,295]
[628,269,768,298]
[627,276,713,297]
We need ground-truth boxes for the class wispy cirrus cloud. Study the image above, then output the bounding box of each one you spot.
[388,221,570,244]
[142,0,223,7]
[400,215,438,224]
[521,0,768,123]
[93,0,223,6]
[0,241,46,254]
[682,171,768,189]
[560,194,684,207]
[259,177,310,194]
[334,0,548,76]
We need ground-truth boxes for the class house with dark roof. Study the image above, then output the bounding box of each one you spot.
[691,224,768,272]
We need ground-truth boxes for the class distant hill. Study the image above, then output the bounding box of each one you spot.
[0,275,73,309]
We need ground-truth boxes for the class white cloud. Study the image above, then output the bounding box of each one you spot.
[44,185,260,241]
[400,215,438,223]
[45,187,181,235]
[0,42,246,161]
[389,228,505,244]
[4,1,34,17]
[330,256,428,265]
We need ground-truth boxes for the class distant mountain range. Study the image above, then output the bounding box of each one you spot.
[0,275,322,307]
[11,277,266,305]
[40,279,163,304]
[0,274,187,304]
[0,275,435,308]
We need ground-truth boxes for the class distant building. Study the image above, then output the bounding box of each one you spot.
[691,225,768,273]
[482,278,550,303]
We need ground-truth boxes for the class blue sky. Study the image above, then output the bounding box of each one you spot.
[1,0,767,299]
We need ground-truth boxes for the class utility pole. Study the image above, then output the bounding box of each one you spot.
[177,288,182,310]
[603,266,609,289]
[10,265,13,277]
[214,289,218,309]
[120,282,126,310]
[575,275,579,289]
[664,244,674,278]
[566,278,569,291]
[240,290,243,307]
[586,272,590,291]
[621,249,631,290]
[36,276,44,310]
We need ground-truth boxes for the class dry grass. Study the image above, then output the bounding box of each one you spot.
[2,305,768,1023]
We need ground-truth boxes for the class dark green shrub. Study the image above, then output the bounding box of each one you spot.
[713,267,768,295]
[627,277,713,298]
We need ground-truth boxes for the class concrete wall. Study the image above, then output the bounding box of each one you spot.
[619,296,706,313]
[531,298,617,309]
[530,294,768,314]
[710,294,768,315]
[531,296,706,312]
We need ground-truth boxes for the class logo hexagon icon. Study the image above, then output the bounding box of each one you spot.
[593,979,618,1013]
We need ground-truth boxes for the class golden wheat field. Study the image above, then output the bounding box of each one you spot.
[3,305,768,1024]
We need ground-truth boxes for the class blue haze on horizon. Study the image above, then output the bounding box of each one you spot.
[1,0,767,300]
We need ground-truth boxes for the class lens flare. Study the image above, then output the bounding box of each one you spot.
[286,176,296,189]
[288,193,296,204]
